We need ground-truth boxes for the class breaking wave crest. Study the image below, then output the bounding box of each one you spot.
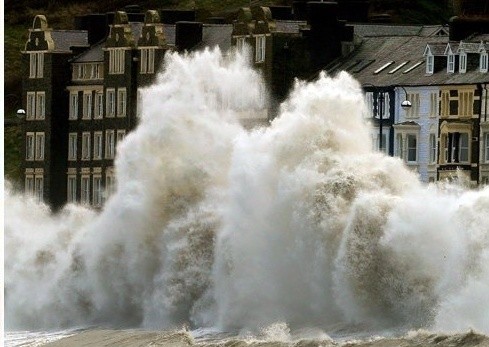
[4,48,489,338]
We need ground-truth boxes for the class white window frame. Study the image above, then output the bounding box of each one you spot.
[67,175,77,203]
[93,175,103,207]
[105,130,115,159]
[26,132,35,160]
[82,91,93,119]
[406,134,418,163]
[26,92,36,120]
[447,54,455,73]
[93,131,103,160]
[459,52,467,73]
[69,92,79,120]
[80,175,90,205]
[36,92,46,119]
[34,174,44,203]
[35,132,45,161]
[481,52,488,73]
[459,133,469,163]
[117,88,126,117]
[109,49,125,74]
[429,92,438,117]
[81,132,91,161]
[94,91,104,119]
[106,89,115,117]
[68,133,77,161]
[426,54,434,74]
[485,133,489,163]
[429,133,437,164]
[365,92,374,118]
[29,52,44,78]
[140,48,155,74]
[395,133,403,158]
[25,175,35,196]
[255,35,266,63]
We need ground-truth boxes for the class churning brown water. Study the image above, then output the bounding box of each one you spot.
[4,48,489,346]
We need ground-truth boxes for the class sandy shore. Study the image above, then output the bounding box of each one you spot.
[42,329,193,347]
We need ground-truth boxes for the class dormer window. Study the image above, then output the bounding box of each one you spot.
[447,54,455,73]
[426,54,434,74]
[481,52,488,72]
[459,52,467,73]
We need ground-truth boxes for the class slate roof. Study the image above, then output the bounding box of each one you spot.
[353,24,424,37]
[51,30,88,52]
[193,24,233,52]
[274,20,307,34]
[72,41,104,62]
[327,33,489,87]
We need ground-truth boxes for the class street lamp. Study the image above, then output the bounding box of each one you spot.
[16,109,26,119]
[362,84,412,152]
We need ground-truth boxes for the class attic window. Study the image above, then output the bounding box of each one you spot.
[373,61,394,74]
[481,52,488,72]
[426,54,434,74]
[403,61,423,74]
[447,54,455,73]
[459,52,467,73]
[388,61,409,74]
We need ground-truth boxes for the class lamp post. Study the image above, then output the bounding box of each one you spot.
[362,84,412,153]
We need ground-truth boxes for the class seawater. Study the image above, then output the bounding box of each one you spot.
[4,48,489,346]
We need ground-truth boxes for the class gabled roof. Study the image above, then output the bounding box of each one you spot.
[444,42,458,55]
[457,41,480,53]
[51,30,88,52]
[426,42,447,55]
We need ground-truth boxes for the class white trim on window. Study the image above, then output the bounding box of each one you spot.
[29,52,44,78]
[34,174,44,203]
[68,133,77,161]
[35,132,45,161]
[117,88,126,117]
[106,89,115,117]
[109,49,125,74]
[481,52,488,73]
[406,134,418,163]
[429,133,437,164]
[140,48,155,74]
[82,91,93,119]
[81,132,91,161]
[93,174,103,207]
[255,35,266,63]
[25,174,34,195]
[447,54,455,73]
[105,130,115,159]
[26,92,36,120]
[94,91,104,119]
[26,132,35,160]
[81,175,90,205]
[485,133,489,163]
[459,52,467,73]
[93,131,103,160]
[35,92,45,119]
[67,174,77,203]
[69,92,79,120]
[426,54,434,74]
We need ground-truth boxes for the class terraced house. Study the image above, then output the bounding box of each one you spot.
[19,2,489,210]
[328,17,489,185]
